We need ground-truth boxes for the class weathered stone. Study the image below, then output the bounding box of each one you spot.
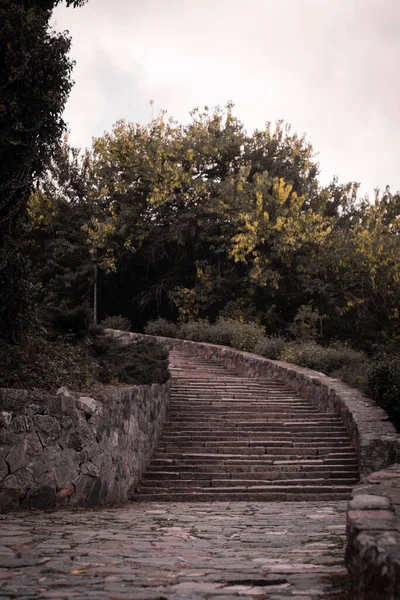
[0,411,12,426]
[56,386,75,398]
[9,414,34,434]
[349,494,391,510]
[0,447,8,481]
[0,375,169,510]
[33,414,62,446]
[80,461,101,478]
[0,500,349,598]
[23,481,57,509]
[76,396,98,417]
[5,433,43,473]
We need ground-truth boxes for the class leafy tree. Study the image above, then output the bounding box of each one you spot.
[0,0,85,342]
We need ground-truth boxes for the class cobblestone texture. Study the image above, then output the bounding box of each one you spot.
[0,501,349,599]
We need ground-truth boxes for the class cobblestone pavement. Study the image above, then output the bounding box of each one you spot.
[0,501,349,599]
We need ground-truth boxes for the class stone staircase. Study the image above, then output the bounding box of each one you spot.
[135,348,359,501]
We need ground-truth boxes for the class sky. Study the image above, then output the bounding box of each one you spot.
[52,0,400,198]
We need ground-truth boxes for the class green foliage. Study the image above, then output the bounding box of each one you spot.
[92,335,169,386]
[254,335,288,360]
[145,317,266,353]
[100,315,131,331]
[288,305,320,341]
[280,341,370,391]
[0,319,168,391]
[0,334,99,392]
[368,354,400,430]
[0,0,84,342]
[212,318,266,352]
[41,305,92,340]
[144,318,179,338]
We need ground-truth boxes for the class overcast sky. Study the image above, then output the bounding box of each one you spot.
[52,0,400,198]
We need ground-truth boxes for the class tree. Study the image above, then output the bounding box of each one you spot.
[0,0,85,342]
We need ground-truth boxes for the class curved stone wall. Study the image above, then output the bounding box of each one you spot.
[0,381,169,511]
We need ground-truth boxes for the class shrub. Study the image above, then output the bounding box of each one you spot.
[213,317,266,352]
[280,341,370,391]
[92,335,169,386]
[100,315,131,331]
[41,305,92,341]
[254,335,287,360]
[178,319,216,343]
[288,305,320,341]
[368,354,400,430]
[0,334,99,391]
[144,318,179,338]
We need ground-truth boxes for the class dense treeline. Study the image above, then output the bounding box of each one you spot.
[29,105,400,352]
[0,0,169,391]
[0,0,86,343]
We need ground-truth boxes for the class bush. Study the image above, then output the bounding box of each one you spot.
[368,354,400,430]
[178,319,216,343]
[144,317,266,352]
[213,317,266,352]
[254,335,287,360]
[41,305,92,341]
[0,334,99,391]
[100,315,131,331]
[0,326,169,392]
[144,318,179,338]
[280,341,370,391]
[92,334,169,386]
[288,305,320,341]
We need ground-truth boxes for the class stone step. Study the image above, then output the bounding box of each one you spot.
[148,461,359,473]
[155,445,355,456]
[162,431,349,446]
[157,439,353,448]
[136,348,359,502]
[144,468,359,480]
[133,491,352,502]
[154,451,357,464]
[140,477,358,487]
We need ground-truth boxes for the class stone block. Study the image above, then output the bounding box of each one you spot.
[33,414,62,446]
[350,494,391,510]
[9,414,34,434]
[76,396,98,417]
[5,433,43,473]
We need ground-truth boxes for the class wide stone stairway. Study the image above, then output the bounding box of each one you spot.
[0,347,360,598]
[136,348,359,502]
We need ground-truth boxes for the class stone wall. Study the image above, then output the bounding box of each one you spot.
[346,465,400,599]
[111,330,400,478]
[0,380,169,511]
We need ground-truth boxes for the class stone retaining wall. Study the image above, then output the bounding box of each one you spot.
[346,464,400,599]
[0,380,169,511]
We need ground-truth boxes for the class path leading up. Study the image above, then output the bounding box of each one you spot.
[0,501,349,599]
[136,349,359,502]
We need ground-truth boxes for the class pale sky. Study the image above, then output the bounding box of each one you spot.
[52,0,400,198]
